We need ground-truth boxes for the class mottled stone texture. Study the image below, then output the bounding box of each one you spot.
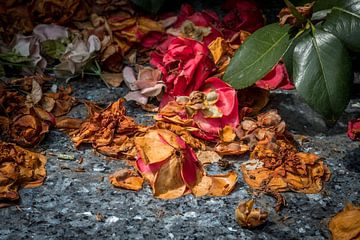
[0,76,359,239]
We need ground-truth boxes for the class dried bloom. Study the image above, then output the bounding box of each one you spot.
[241,142,331,194]
[235,199,268,228]
[41,86,78,117]
[71,99,142,158]
[123,66,165,105]
[54,35,101,78]
[236,110,287,150]
[157,78,239,141]
[328,203,360,240]
[237,86,270,117]
[0,141,47,206]
[215,142,249,156]
[167,4,222,46]
[279,2,314,26]
[10,107,54,147]
[108,16,164,53]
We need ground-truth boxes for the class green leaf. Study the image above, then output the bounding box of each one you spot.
[130,0,165,14]
[0,52,31,64]
[41,39,68,59]
[293,28,352,121]
[314,0,345,11]
[322,0,360,52]
[283,30,308,79]
[223,23,292,89]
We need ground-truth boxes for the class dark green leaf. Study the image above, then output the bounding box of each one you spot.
[283,30,308,79]
[223,23,292,89]
[322,0,360,52]
[0,52,31,64]
[41,40,67,59]
[314,0,345,11]
[130,0,165,14]
[293,28,352,121]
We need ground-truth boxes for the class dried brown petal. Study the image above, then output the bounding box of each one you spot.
[220,125,236,143]
[235,199,268,228]
[328,203,360,240]
[196,150,222,165]
[215,142,249,156]
[109,169,143,191]
[0,141,47,206]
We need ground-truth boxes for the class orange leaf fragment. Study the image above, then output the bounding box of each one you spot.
[328,203,360,240]
[235,199,268,228]
[109,169,143,191]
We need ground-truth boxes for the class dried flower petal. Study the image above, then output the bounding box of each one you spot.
[0,141,47,206]
[235,199,268,228]
[328,203,360,240]
[109,169,143,191]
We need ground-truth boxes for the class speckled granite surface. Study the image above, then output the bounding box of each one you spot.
[0,77,359,240]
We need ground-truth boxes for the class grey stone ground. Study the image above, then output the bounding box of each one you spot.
[0,76,359,240]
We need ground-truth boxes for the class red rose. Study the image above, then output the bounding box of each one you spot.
[150,37,215,98]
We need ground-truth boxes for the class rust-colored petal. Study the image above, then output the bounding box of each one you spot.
[153,155,187,199]
[215,142,249,156]
[328,203,360,240]
[235,199,268,228]
[220,125,236,143]
[135,130,175,164]
[0,141,47,206]
[109,169,143,191]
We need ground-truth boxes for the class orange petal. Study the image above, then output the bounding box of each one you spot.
[153,155,187,199]
[235,199,268,228]
[109,169,143,191]
[328,203,360,240]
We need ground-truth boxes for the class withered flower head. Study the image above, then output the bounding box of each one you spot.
[10,107,53,147]
[278,2,314,26]
[0,141,47,206]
